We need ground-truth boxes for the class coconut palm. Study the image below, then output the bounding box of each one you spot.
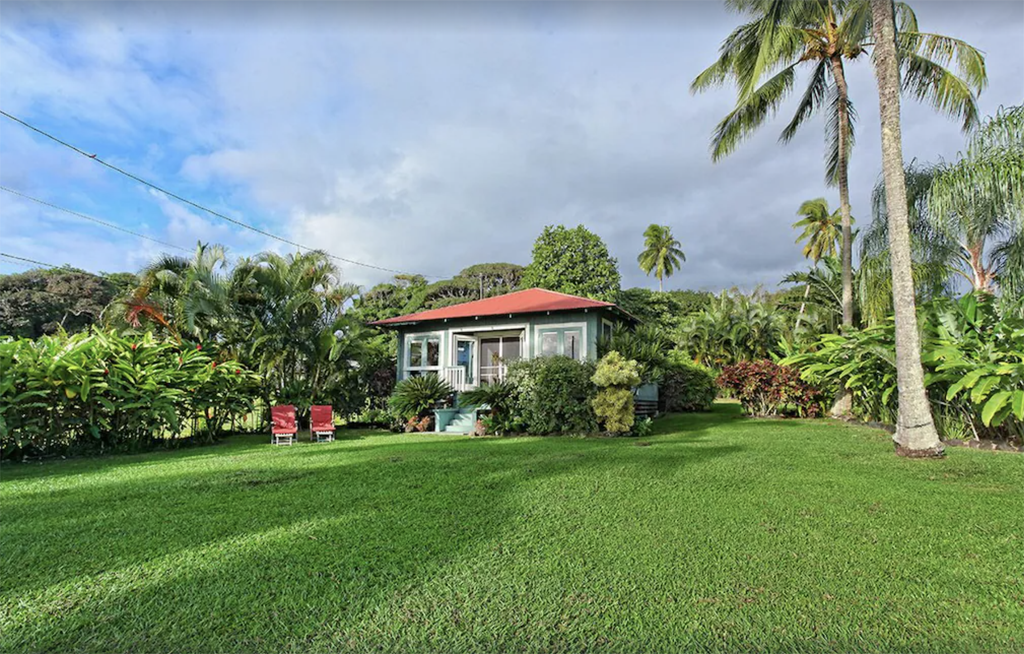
[792,198,846,330]
[793,198,845,262]
[637,224,686,292]
[868,0,941,456]
[691,0,986,334]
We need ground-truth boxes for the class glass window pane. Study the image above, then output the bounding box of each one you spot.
[541,331,558,357]
[408,339,423,367]
[565,331,581,360]
[502,337,521,361]
[603,322,613,340]
[426,337,440,366]
[481,338,501,367]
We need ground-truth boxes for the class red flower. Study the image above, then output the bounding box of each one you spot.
[211,361,217,369]
[235,369,241,375]
[104,368,109,375]
[131,343,137,351]
[196,344,202,351]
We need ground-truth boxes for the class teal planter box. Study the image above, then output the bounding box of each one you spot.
[433,408,460,432]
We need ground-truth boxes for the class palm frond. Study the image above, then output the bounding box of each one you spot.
[780,58,829,143]
[711,63,797,161]
[900,51,982,133]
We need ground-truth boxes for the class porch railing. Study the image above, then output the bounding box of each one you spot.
[442,366,469,392]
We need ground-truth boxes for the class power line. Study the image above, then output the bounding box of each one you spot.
[1,110,444,279]
[0,252,61,269]
[0,186,191,253]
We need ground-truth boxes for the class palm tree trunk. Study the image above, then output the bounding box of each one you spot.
[795,283,811,332]
[829,55,855,418]
[870,0,943,457]
[659,276,663,293]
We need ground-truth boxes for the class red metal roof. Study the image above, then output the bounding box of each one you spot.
[370,288,621,326]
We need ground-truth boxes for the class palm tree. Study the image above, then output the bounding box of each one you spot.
[117,242,231,343]
[793,198,845,262]
[792,198,846,330]
[691,0,985,333]
[868,0,941,457]
[637,224,686,292]
[860,106,1024,321]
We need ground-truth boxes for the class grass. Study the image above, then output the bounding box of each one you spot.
[1,404,1022,653]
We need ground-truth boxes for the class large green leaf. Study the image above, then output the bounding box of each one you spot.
[982,391,1012,427]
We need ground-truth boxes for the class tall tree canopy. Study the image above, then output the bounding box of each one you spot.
[521,225,621,302]
[0,268,125,338]
[637,224,686,292]
[691,0,986,336]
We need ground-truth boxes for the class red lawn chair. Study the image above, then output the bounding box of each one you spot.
[310,405,335,443]
[271,405,298,446]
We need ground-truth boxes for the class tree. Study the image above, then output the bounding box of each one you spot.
[521,225,621,302]
[792,198,846,331]
[869,0,941,457]
[637,224,686,292]
[860,106,1024,322]
[116,242,231,342]
[691,0,985,347]
[0,268,123,338]
[793,198,845,263]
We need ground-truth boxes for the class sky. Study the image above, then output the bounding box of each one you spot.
[0,1,1022,293]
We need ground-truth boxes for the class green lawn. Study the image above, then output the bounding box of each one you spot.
[2,404,1022,653]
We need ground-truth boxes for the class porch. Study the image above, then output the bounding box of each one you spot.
[440,329,524,392]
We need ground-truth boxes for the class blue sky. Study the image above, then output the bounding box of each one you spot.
[1,1,1022,291]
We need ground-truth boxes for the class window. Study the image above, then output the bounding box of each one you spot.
[536,324,586,361]
[602,320,614,340]
[405,333,442,376]
[541,332,558,357]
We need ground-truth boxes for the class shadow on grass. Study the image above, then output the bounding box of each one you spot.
[1,415,744,651]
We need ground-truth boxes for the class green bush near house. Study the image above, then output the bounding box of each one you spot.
[387,374,452,420]
[660,353,717,412]
[591,351,642,434]
[506,356,597,435]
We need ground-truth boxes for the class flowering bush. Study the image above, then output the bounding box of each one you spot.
[717,360,823,418]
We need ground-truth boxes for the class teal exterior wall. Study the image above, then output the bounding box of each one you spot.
[392,308,627,381]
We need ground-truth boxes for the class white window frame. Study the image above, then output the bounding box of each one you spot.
[601,318,615,341]
[532,321,588,361]
[404,331,444,378]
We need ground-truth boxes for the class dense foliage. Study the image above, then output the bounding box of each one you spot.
[591,352,642,434]
[520,225,621,302]
[0,268,127,338]
[784,294,1024,442]
[506,356,598,435]
[717,360,823,418]
[461,380,518,435]
[659,354,717,413]
[0,329,259,459]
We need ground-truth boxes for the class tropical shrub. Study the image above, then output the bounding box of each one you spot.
[717,360,823,418]
[0,329,259,459]
[597,324,673,383]
[660,353,717,412]
[591,352,642,434]
[784,294,1024,442]
[461,380,519,435]
[506,356,597,435]
[388,374,452,419]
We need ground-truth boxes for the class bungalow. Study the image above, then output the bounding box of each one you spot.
[370,288,655,433]
[371,288,637,389]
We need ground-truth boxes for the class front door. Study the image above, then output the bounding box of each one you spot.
[455,337,476,386]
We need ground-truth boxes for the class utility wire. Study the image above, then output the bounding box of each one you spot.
[1,110,443,279]
[0,252,62,269]
[1,186,191,253]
